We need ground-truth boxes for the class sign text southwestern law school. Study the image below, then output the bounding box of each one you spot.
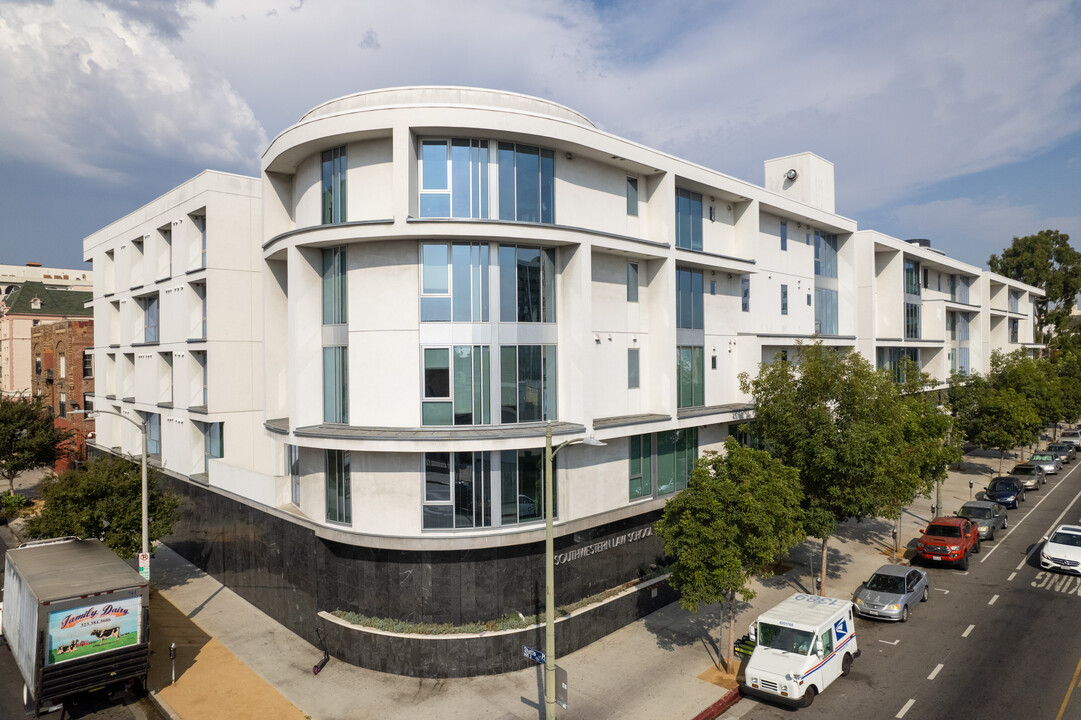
[554,527,654,565]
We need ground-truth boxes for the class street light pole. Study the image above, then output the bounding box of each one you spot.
[544,421,604,720]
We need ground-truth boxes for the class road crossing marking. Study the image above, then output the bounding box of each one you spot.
[988,594,999,605]
[896,698,915,718]
[962,624,974,637]
[928,663,944,680]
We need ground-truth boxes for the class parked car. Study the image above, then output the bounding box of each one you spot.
[984,477,1025,509]
[956,500,1008,541]
[1048,443,1076,465]
[915,517,980,570]
[852,564,929,622]
[1040,525,1081,573]
[1009,463,1046,489]
[1030,452,1062,475]
[1059,429,1081,447]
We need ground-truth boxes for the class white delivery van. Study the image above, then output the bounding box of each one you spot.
[742,593,859,707]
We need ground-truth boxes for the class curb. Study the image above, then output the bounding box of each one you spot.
[147,690,183,720]
[691,687,741,720]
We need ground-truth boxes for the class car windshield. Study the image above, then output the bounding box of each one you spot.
[1033,454,1054,462]
[958,506,991,520]
[1050,531,1081,548]
[1050,446,1070,453]
[865,573,905,593]
[1011,466,1036,475]
[927,524,961,537]
[758,622,815,655]
[988,480,1017,492]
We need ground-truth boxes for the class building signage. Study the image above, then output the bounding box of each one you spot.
[554,526,654,565]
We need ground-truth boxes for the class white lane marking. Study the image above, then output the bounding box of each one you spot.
[897,699,916,718]
[984,459,1081,563]
[934,588,950,594]
[988,594,999,605]
[1013,481,1081,571]
[879,639,900,646]
[956,571,969,576]
[928,663,944,680]
[1008,572,1017,582]
[962,624,975,637]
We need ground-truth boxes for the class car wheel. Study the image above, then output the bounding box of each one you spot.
[1003,515,1008,529]
[974,538,981,554]
[801,687,817,708]
[959,552,969,571]
[921,585,929,602]
[1021,490,1026,502]
[901,605,909,622]
[987,529,995,542]
[841,653,853,677]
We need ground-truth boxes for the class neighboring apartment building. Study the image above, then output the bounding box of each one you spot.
[83,87,1042,676]
[0,262,93,296]
[0,281,93,396]
[30,319,95,473]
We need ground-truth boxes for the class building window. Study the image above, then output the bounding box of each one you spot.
[146,412,161,456]
[675,188,703,251]
[289,445,300,507]
[904,302,921,340]
[59,392,67,419]
[903,259,921,296]
[677,346,704,408]
[82,393,93,412]
[627,262,639,302]
[814,231,838,278]
[629,434,652,500]
[781,284,788,315]
[323,346,348,424]
[420,139,490,219]
[498,143,555,223]
[1010,318,1020,344]
[423,451,493,529]
[325,449,351,525]
[878,348,919,384]
[628,348,640,389]
[676,267,703,329]
[421,345,491,426]
[815,288,838,335]
[741,276,750,313]
[500,345,557,423]
[499,245,556,323]
[322,146,347,224]
[35,355,41,376]
[59,352,66,379]
[322,247,347,325]
[626,177,639,216]
[420,242,489,323]
[780,221,788,251]
[144,295,159,343]
[1009,291,1020,314]
[922,268,929,289]
[656,427,698,495]
[500,448,547,525]
[82,352,93,378]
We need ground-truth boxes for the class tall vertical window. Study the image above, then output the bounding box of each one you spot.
[59,392,67,418]
[423,451,492,529]
[289,444,300,507]
[421,345,491,426]
[1009,318,1020,344]
[780,284,788,315]
[957,276,970,304]
[146,412,161,456]
[35,355,41,375]
[656,427,698,495]
[143,295,159,343]
[321,146,347,224]
[59,352,66,379]
[814,232,838,278]
[922,268,929,289]
[675,188,703,251]
[82,352,93,378]
[677,347,704,408]
[325,449,351,524]
[676,267,704,329]
[420,242,489,322]
[202,422,222,472]
[499,245,556,323]
[322,247,347,325]
[420,139,490,219]
[780,221,788,251]
[957,313,970,341]
[323,347,348,424]
[498,143,554,223]
[500,448,548,525]
[741,276,750,312]
[500,345,556,423]
[629,434,652,500]
[815,288,838,335]
[1009,291,1020,313]
[626,177,639,216]
[627,262,639,302]
[903,259,921,296]
[628,348,640,389]
[904,303,921,340]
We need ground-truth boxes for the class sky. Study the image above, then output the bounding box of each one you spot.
[1,0,1079,272]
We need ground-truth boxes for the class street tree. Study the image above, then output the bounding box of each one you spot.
[965,387,1042,474]
[990,350,1062,434]
[0,395,71,496]
[655,438,804,673]
[1053,350,1081,425]
[989,230,1081,350]
[739,343,951,595]
[25,455,181,559]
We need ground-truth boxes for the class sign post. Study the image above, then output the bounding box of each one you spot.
[556,665,568,709]
[138,552,150,581]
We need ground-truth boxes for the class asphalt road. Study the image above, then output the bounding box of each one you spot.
[742,458,1081,720]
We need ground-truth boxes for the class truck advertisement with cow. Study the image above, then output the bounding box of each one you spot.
[47,595,141,665]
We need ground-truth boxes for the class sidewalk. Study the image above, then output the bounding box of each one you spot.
[4,446,1026,720]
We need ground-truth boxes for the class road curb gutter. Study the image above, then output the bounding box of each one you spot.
[691,686,741,720]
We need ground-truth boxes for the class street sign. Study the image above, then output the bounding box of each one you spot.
[138,552,150,581]
[556,665,568,709]
[523,645,545,664]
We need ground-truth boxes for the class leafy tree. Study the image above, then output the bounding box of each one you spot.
[0,395,71,495]
[990,350,1062,431]
[1053,350,1081,425]
[897,359,962,522]
[739,343,951,595]
[989,230,1081,349]
[655,438,804,672]
[966,387,1041,474]
[25,455,181,559]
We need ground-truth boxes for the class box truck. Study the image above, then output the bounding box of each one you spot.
[2,537,150,716]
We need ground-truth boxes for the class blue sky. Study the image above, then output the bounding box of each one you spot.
[1,0,1079,272]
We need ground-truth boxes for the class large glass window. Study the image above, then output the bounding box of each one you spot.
[203,421,222,473]
[420,139,490,219]
[628,348,640,389]
[780,221,788,251]
[627,177,639,216]
[1009,291,1020,314]
[422,345,491,426]
[323,346,348,424]
[500,448,547,525]
[145,413,160,456]
[878,348,919,383]
[675,188,703,251]
[498,143,554,223]
[656,427,698,495]
[423,451,493,529]
[781,284,788,316]
[144,295,159,343]
[420,242,489,322]
[903,259,921,296]
[677,346,704,408]
[500,345,557,423]
[325,449,350,524]
[815,288,838,335]
[1010,318,1019,344]
[322,247,347,325]
[322,146,347,224]
[629,434,652,499]
[676,267,703,329]
[499,245,556,323]
[904,302,921,340]
[815,232,838,278]
[627,262,639,302]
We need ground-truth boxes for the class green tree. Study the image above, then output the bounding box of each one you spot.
[989,230,1081,349]
[1053,350,1081,425]
[739,343,951,595]
[655,438,804,672]
[990,350,1062,433]
[0,395,71,495]
[25,455,181,559]
[965,387,1042,474]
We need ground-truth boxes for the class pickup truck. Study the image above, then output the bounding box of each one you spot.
[915,517,980,570]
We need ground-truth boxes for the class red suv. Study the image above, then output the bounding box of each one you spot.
[915,517,980,570]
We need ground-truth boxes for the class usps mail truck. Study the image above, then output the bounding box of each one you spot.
[741,593,859,707]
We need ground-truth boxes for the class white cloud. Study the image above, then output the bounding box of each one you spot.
[0,0,267,182]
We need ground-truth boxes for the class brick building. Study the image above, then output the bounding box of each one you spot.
[30,319,95,473]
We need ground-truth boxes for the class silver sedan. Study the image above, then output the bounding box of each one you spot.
[853,564,929,622]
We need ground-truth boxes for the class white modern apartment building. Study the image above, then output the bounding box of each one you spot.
[83,87,1041,676]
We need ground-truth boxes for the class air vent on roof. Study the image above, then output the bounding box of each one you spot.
[905,238,931,248]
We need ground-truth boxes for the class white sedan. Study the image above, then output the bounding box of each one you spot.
[1040,525,1081,573]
